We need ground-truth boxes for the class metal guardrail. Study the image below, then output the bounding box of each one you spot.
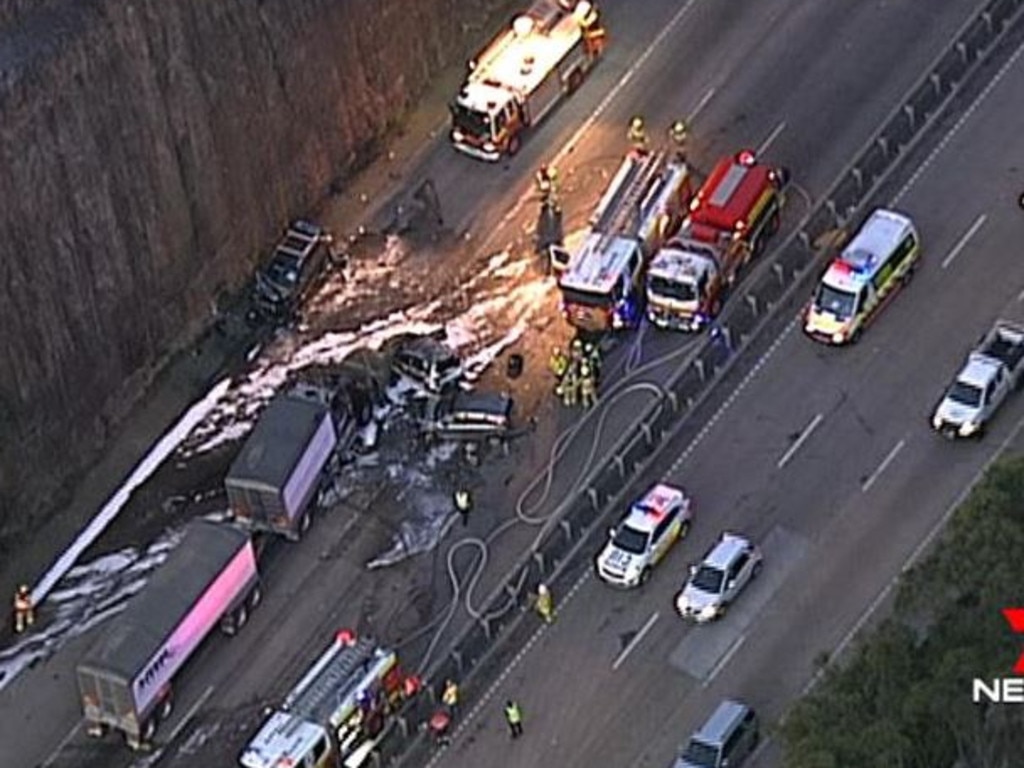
[375,0,1024,763]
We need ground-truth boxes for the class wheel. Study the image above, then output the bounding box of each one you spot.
[902,266,915,286]
[1019,191,1024,209]
[248,584,263,610]
[567,69,584,93]
[639,567,652,585]
[140,717,157,744]
[236,603,249,629]
[506,134,521,156]
[679,520,691,538]
[158,695,174,722]
[751,560,763,579]
[299,510,313,535]
[767,211,781,237]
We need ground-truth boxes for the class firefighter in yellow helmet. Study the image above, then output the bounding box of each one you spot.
[576,2,606,57]
[579,363,597,408]
[669,119,689,160]
[628,116,649,152]
[535,165,560,211]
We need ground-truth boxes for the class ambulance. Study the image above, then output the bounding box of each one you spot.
[556,149,692,332]
[803,208,920,345]
[646,149,787,331]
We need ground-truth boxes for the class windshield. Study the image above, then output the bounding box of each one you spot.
[264,255,300,290]
[681,738,719,767]
[690,565,724,594]
[561,285,613,309]
[948,380,983,407]
[450,103,493,141]
[613,525,649,555]
[648,275,698,302]
[813,283,857,320]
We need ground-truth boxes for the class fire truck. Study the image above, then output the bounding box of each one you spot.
[449,0,604,162]
[645,149,787,331]
[556,149,692,333]
[239,631,409,768]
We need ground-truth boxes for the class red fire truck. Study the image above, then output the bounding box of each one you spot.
[646,149,788,331]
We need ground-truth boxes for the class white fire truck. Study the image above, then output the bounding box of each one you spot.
[556,149,692,333]
[646,149,787,331]
[449,0,604,162]
[239,631,407,768]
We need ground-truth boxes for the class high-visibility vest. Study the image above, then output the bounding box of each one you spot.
[505,703,522,724]
[454,491,472,511]
[442,683,459,707]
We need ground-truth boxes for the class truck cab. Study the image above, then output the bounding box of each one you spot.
[645,239,725,332]
[559,234,646,332]
[932,321,1024,438]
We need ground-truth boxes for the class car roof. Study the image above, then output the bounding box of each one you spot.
[960,355,1000,388]
[622,484,684,533]
[703,532,751,569]
[450,390,513,413]
[694,699,751,744]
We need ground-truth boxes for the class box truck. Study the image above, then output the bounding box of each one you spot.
[77,520,261,749]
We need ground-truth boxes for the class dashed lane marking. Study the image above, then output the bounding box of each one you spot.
[612,611,661,671]
[861,438,906,493]
[941,213,987,269]
[777,413,824,470]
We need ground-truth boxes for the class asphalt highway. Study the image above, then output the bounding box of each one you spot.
[433,22,1024,768]
[0,0,998,766]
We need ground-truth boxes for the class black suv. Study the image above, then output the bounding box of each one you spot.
[252,220,331,319]
[421,391,514,444]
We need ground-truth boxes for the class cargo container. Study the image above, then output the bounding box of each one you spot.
[225,388,347,540]
[77,520,261,749]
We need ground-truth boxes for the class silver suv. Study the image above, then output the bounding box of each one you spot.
[675,532,762,623]
[675,699,759,768]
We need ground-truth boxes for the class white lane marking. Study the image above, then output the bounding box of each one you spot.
[802,407,1024,697]
[861,438,906,493]
[777,413,824,469]
[163,684,214,747]
[891,36,1024,204]
[689,87,717,122]
[613,611,661,671]
[703,633,747,687]
[757,120,787,156]
[42,722,82,767]
[941,213,987,269]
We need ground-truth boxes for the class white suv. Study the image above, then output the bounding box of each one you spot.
[675,532,762,622]
[596,484,693,588]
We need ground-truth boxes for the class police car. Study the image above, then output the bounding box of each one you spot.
[596,483,693,587]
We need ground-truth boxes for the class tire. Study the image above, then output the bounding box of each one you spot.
[752,560,763,579]
[679,520,691,539]
[140,717,157,744]
[158,695,174,722]
[299,510,313,535]
[506,134,521,157]
[639,567,652,586]
[248,584,263,610]
[567,69,584,93]
[236,604,249,629]
[767,211,781,237]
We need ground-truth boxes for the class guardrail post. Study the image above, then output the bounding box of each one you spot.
[956,40,969,62]
[850,167,863,192]
[903,103,916,130]
[559,519,573,542]
[532,550,546,574]
[613,453,626,480]
[665,389,680,413]
[693,358,706,381]
[450,649,465,675]
[797,230,812,250]
[745,294,759,316]
[587,486,600,511]
[641,422,654,448]
[772,262,786,285]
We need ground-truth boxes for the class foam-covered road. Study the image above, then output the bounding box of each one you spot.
[434,19,1024,768]
[0,0,993,766]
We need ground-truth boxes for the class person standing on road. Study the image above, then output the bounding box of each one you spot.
[442,679,460,716]
[454,489,473,527]
[504,700,524,739]
[535,583,555,624]
[13,585,34,634]
[579,364,597,409]
[549,346,569,393]
[560,366,578,407]
[584,342,601,385]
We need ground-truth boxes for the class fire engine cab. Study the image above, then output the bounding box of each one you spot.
[450,1,604,162]
[645,149,787,331]
[556,150,693,332]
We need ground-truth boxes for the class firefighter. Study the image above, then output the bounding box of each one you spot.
[454,489,473,527]
[430,709,452,746]
[442,679,460,715]
[569,338,585,373]
[628,116,649,153]
[669,119,689,160]
[549,346,569,379]
[577,1,606,57]
[13,584,33,634]
[584,342,601,383]
[535,583,554,624]
[560,366,579,407]
[579,364,597,409]
[535,165,560,211]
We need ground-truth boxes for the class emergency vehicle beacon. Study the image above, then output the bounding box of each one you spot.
[596,483,693,588]
[646,149,786,331]
[804,208,920,345]
[557,150,692,332]
[449,1,604,162]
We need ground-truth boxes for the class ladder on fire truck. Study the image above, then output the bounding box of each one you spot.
[591,151,667,252]
[284,634,377,718]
